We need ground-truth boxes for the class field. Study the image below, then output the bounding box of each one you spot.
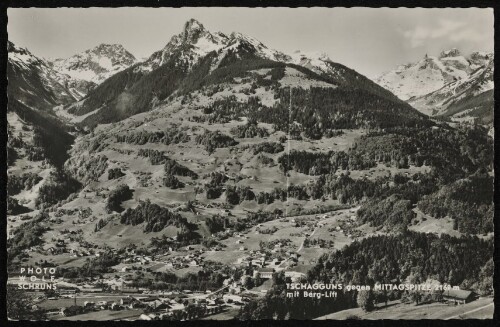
[315,297,494,320]
[200,308,239,320]
[335,163,431,181]
[37,295,126,310]
[409,208,460,237]
[52,309,144,321]
[9,92,383,272]
[201,207,377,267]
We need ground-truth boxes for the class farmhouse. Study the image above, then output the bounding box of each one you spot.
[120,296,138,307]
[442,289,476,305]
[253,268,274,279]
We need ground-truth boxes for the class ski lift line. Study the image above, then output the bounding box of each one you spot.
[286,86,292,218]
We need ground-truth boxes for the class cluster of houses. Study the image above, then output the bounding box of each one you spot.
[22,227,106,258]
[59,294,229,320]
[155,251,204,269]
[236,249,298,270]
[41,239,105,257]
[335,215,364,239]
[249,268,305,282]
[234,250,305,284]
[122,251,158,265]
[50,279,479,320]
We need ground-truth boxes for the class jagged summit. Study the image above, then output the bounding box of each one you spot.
[182,18,206,35]
[376,48,493,123]
[90,43,130,54]
[173,18,214,45]
[165,18,229,49]
[439,48,461,58]
[69,18,412,128]
[185,18,204,30]
[7,40,16,51]
[469,51,493,67]
[8,41,45,68]
[141,19,231,70]
[49,43,137,84]
[140,18,341,78]
[376,48,492,102]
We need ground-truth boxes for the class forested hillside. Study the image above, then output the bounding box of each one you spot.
[238,232,493,320]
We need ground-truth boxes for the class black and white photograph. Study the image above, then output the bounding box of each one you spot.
[5,6,495,321]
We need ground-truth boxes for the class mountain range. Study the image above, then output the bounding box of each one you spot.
[9,19,492,127]
[7,41,137,109]
[6,17,432,219]
[376,48,494,124]
[62,18,417,128]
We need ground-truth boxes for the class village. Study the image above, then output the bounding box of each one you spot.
[9,206,355,322]
[8,204,485,321]
[10,261,484,321]
[10,253,307,321]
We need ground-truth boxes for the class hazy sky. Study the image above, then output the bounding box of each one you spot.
[8,7,494,78]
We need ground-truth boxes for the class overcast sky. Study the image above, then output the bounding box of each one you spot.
[7,7,494,78]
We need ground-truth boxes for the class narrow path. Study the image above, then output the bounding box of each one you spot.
[444,302,494,320]
[297,225,319,253]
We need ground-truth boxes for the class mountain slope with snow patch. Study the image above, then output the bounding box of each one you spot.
[7,41,93,109]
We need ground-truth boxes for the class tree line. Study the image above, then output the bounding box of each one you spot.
[120,200,192,233]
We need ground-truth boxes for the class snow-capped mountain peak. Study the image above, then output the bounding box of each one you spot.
[375,49,488,101]
[139,19,341,77]
[179,18,209,43]
[376,48,494,124]
[50,43,137,84]
[165,19,231,54]
[229,32,267,49]
[141,19,231,71]
[8,41,46,69]
[439,48,461,58]
[7,41,95,107]
[470,51,493,61]
[469,51,493,69]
